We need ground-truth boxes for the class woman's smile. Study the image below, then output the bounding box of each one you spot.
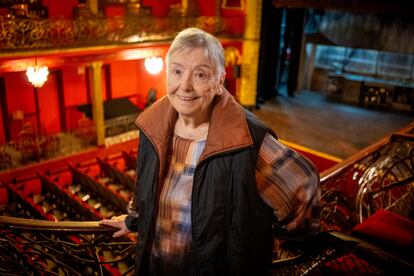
[177,95,199,102]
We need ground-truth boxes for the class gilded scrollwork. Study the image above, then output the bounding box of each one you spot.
[0,15,225,51]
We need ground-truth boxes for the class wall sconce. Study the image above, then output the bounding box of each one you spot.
[26,60,49,87]
[144,57,163,75]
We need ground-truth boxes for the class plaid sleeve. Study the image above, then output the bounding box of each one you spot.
[256,133,320,240]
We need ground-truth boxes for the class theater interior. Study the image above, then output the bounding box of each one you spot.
[0,0,413,274]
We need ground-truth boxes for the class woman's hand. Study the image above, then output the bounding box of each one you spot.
[99,214,131,238]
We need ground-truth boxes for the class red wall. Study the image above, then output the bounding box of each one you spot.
[43,0,79,19]
[197,0,218,16]
[5,73,35,114]
[4,72,36,139]
[0,103,4,144]
[63,66,88,107]
[110,60,139,99]
[62,66,107,130]
[3,72,62,136]
[110,59,166,110]
[142,0,180,17]
[37,73,60,135]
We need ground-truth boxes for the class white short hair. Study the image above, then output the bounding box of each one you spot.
[166,28,225,76]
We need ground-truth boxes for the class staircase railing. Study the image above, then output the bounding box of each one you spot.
[0,216,136,275]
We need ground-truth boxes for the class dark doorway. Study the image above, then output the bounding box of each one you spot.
[258,6,306,101]
[257,1,282,103]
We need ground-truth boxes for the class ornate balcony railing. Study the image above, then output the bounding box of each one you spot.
[320,122,414,233]
[0,129,97,172]
[105,113,138,138]
[1,216,412,275]
[0,14,225,51]
[0,216,136,275]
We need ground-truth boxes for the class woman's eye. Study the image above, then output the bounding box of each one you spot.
[195,71,207,80]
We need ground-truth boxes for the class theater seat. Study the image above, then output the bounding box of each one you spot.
[352,209,414,248]
[23,180,42,196]
[0,187,7,206]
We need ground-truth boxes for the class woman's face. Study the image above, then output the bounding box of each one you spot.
[167,47,224,123]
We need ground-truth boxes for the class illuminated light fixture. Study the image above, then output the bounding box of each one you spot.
[26,63,49,88]
[125,35,141,43]
[145,57,163,75]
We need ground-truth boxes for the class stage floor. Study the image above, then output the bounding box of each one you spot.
[254,90,414,159]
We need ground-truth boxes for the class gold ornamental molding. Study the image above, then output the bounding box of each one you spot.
[0,15,227,52]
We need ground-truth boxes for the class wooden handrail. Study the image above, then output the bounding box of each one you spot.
[320,121,414,180]
[0,215,115,233]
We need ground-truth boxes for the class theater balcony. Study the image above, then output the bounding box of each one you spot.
[0,0,246,172]
[0,0,413,274]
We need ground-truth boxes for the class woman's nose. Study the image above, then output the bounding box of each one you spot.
[182,73,193,91]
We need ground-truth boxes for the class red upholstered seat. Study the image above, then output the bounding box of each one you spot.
[352,209,414,248]
[0,187,7,205]
[23,180,42,196]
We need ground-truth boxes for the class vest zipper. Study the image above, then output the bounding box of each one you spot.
[191,143,253,274]
[191,168,200,275]
[137,127,162,268]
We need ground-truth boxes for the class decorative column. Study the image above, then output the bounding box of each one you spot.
[90,61,105,146]
[239,0,262,107]
[87,0,98,15]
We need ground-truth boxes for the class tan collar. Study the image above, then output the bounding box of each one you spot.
[135,90,253,178]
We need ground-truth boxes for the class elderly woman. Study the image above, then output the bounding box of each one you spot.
[100,27,319,275]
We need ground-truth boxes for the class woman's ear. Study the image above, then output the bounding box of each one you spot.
[220,72,226,86]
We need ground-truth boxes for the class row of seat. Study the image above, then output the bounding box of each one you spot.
[0,150,138,275]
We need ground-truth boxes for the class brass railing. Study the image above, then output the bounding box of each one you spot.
[320,122,414,233]
[0,15,225,51]
[0,216,136,275]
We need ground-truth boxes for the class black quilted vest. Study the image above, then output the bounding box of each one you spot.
[131,110,275,276]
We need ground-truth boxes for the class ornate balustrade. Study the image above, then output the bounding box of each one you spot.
[1,215,412,275]
[320,122,414,233]
[105,113,138,138]
[0,130,96,172]
[0,14,225,51]
[0,216,136,275]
